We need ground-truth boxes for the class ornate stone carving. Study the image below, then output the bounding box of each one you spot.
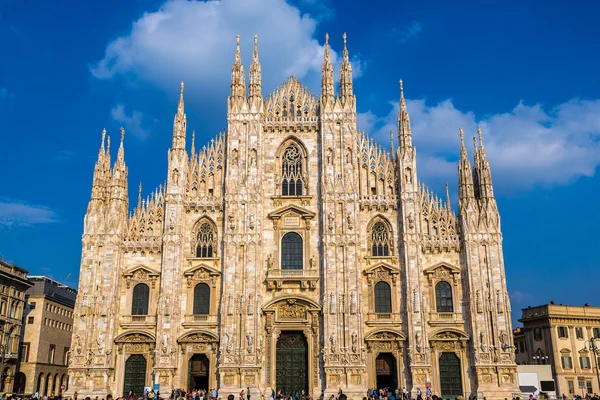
[278,300,306,319]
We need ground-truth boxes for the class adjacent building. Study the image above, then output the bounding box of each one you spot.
[514,303,600,396]
[19,276,77,396]
[68,34,518,399]
[0,260,33,393]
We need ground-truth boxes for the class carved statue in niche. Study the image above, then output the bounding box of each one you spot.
[250,149,257,166]
[404,167,412,183]
[347,212,353,230]
[328,212,335,231]
[266,254,273,270]
[499,330,507,349]
[480,331,487,352]
[407,212,415,229]
[329,293,336,314]
[329,334,336,352]
[228,214,236,232]
[246,332,254,353]
[415,331,422,352]
[309,255,315,269]
[96,332,105,354]
[346,148,352,164]
[351,331,358,353]
[350,292,357,314]
[225,331,232,353]
[231,149,238,165]
[74,334,83,355]
[327,148,333,165]
[249,214,255,230]
[161,333,169,355]
[227,294,233,315]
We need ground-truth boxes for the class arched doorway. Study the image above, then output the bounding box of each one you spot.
[36,372,43,394]
[375,353,397,390]
[439,352,462,398]
[188,354,209,391]
[14,372,25,393]
[276,331,308,396]
[44,372,51,395]
[123,354,147,397]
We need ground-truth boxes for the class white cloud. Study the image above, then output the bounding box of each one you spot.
[392,21,423,43]
[110,104,150,140]
[91,0,362,97]
[0,197,59,228]
[359,97,600,190]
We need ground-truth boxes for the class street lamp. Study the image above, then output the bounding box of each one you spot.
[583,337,600,393]
[533,348,549,365]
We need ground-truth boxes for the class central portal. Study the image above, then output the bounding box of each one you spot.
[188,354,210,391]
[276,331,308,396]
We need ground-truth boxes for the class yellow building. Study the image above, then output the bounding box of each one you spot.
[0,260,33,394]
[19,276,77,396]
[514,304,600,396]
[68,34,518,400]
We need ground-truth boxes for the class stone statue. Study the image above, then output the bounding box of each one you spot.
[309,255,315,270]
[266,254,273,270]
[96,332,105,353]
[346,212,353,230]
[225,331,232,353]
[329,334,336,352]
[415,331,422,352]
[351,331,358,353]
[328,211,335,231]
[249,214,255,230]
[246,332,254,353]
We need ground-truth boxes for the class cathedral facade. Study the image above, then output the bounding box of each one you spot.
[68,34,518,399]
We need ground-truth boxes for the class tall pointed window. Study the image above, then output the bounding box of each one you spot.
[132,283,149,315]
[193,283,210,315]
[281,144,304,196]
[195,220,217,258]
[370,220,392,256]
[281,232,303,270]
[435,281,453,313]
[374,281,392,313]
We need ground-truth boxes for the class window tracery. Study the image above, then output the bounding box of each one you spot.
[370,220,392,257]
[281,144,305,196]
[195,220,217,258]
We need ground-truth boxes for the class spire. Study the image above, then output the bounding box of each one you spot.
[458,128,475,202]
[445,182,451,210]
[339,32,353,102]
[172,82,187,151]
[90,129,109,205]
[390,130,395,155]
[190,130,196,158]
[137,182,143,209]
[117,127,125,162]
[475,127,495,200]
[99,128,106,157]
[321,33,335,104]
[230,34,246,103]
[398,79,413,150]
[248,34,263,107]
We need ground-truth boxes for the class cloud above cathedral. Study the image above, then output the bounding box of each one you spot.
[0,197,59,228]
[90,0,363,96]
[358,97,600,190]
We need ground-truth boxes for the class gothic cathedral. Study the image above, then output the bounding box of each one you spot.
[68,34,518,399]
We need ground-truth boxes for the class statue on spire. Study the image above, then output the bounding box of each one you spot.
[339,32,354,103]
[398,79,412,150]
[248,34,263,107]
[321,33,334,104]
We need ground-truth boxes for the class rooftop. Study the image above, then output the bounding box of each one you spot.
[520,303,600,322]
[26,275,77,308]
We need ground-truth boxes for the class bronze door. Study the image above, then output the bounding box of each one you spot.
[123,354,147,397]
[439,352,462,398]
[276,332,308,395]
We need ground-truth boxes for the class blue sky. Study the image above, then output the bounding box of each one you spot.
[1,0,599,324]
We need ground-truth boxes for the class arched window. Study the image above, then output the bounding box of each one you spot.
[281,232,303,270]
[195,220,217,258]
[371,220,392,256]
[435,281,453,313]
[132,283,149,315]
[193,283,210,315]
[374,281,392,313]
[281,143,304,196]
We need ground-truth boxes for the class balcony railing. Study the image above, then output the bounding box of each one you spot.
[120,315,156,327]
[182,314,218,327]
[366,312,401,326]
[428,312,464,324]
[266,269,319,290]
